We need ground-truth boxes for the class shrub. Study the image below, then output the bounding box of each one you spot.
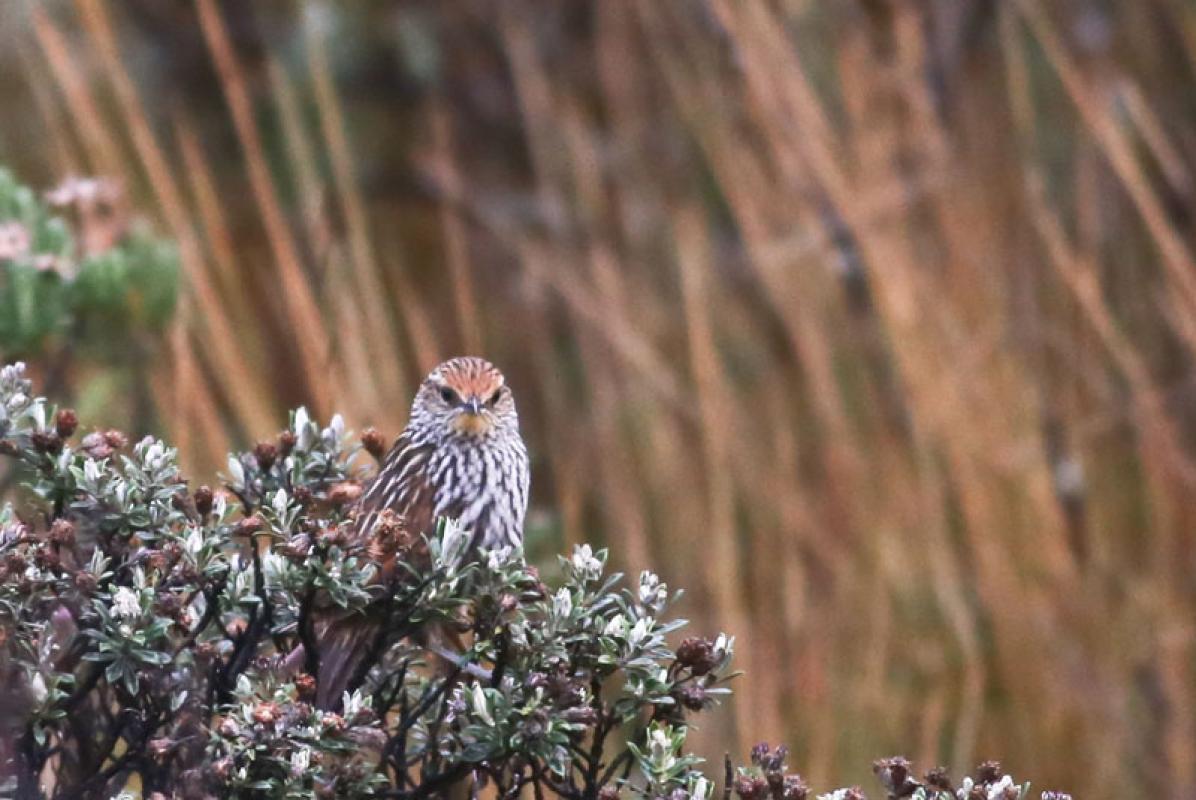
[0,362,735,798]
[0,171,177,360]
[0,363,1062,800]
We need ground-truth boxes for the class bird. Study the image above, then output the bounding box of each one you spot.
[314,356,530,709]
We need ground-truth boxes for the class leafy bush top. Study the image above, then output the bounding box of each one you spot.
[0,171,177,358]
[0,362,735,799]
[0,363,1065,800]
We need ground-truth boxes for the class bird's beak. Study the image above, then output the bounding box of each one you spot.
[453,396,489,435]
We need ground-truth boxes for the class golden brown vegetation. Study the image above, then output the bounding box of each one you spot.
[0,2,1192,797]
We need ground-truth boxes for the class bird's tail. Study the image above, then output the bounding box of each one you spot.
[314,618,378,711]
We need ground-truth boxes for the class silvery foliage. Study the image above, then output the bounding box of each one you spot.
[0,365,738,800]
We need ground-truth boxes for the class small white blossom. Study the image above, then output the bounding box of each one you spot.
[83,458,104,484]
[445,684,466,723]
[271,488,289,519]
[691,777,711,800]
[628,617,653,647]
[343,689,366,718]
[956,779,975,800]
[570,544,603,581]
[140,437,169,471]
[226,455,245,487]
[438,519,470,569]
[646,726,676,771]
[290,746,311,776]
[7,393,27,411]
[603,614,627,637]
[294,407,315,450]
[1,362,26,385]
[987,777,1016,800]
[638,570,667,610]
[486,546,513,571]
[29,672,47,703]
[714,633,735,660]
[322,414,345,445]
[113,480,129,507]
[552,588,573,619]
[28,401,45,430]
[183,526,205,556]
[470,683,495,726]
[818,791,854,800]
[111,586,140,620]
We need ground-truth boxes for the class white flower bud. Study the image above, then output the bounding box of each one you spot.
[470,683,495,726]
[226,456,245,487]
[603,614,627,637]
[271,488,289,519]
[111,586,140,620]
[552,588,573,619]
[570,544,603,581]
[628,617,653,647]
[290,747,311,776]
[29,672,47,703]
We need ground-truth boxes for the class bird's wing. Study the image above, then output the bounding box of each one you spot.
[315,434,438,710]
[357,432,438,543]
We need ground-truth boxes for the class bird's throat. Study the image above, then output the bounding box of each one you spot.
[452,414,491,436]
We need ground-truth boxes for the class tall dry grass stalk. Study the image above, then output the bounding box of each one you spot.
[6,2,1196,797]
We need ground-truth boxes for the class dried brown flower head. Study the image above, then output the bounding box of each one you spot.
[360,427,387,459]
[193,485,214,517]
[73,571,97,593]
[295,673,317,699]
[54,408,78,438]
[873,757,920,798]
[975,762,1002,785]
[48,519,75,546]
[676,636,718,675]
[924,767,952,791]
[254,441,278,471]
[677,684,711,711]
[734,775,768,800]
[30,430,62,454]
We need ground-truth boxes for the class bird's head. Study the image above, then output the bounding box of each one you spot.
[413,357,518,440]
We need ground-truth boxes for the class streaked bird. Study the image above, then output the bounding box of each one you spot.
[316,356,530,708]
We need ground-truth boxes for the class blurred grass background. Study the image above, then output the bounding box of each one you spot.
[0,1,1193,796]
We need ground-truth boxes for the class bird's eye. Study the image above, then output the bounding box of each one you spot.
[487,388,503,406]
[439,387,458,405]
